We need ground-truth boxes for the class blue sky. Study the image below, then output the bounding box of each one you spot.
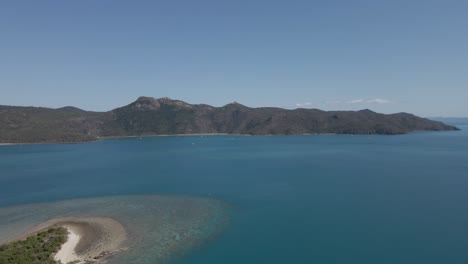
[0,1,467,116]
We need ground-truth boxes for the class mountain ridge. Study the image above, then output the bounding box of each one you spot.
[0,96,459,144]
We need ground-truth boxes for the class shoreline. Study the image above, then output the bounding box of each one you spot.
[0,132,358,146]
[2,217,127,264]
[98,132,243,140]
[54,225,81,264]
[0,133,244,146]
[0,128,461,146]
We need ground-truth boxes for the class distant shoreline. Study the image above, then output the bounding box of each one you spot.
[99,132,240,139]
[0,133,241,146]
[0,130,461,146]
[0,132,331,146]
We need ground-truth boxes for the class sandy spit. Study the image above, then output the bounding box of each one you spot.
[6,217,127,264]
[54,226,81,263]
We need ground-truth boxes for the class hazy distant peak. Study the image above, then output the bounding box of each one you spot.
[223,101,248,108]
[131,96,193,111]
[358,109,376,114]
[57,106,85,112]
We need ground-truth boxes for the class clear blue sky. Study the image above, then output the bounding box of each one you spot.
[0,1,467,116]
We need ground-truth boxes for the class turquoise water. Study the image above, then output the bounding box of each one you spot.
[0,195,228,264]
[1,119,468,264]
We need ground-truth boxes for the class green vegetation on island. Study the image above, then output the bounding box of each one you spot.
[0,96,459,144]
[0,227,67,264]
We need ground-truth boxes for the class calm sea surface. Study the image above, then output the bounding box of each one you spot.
[1,119,467,264]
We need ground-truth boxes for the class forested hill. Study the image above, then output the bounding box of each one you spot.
[0,96,458,144]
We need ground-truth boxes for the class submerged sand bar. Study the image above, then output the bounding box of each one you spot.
[0,195,229,264]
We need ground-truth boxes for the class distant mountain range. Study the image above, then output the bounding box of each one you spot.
[0,96,459,144]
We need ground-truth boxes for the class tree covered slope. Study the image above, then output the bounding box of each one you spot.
[0,97,458,143]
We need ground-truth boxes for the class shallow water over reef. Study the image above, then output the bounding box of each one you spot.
[0,195,229,264]
[1,119,468,264]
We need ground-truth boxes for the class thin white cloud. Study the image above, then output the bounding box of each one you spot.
[326,98,392,105]
[296,102,313,107]
[363,98,391,104]
[347,99,366,104]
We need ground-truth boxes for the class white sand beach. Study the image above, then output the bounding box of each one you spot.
[51,217,127,263]
[54,226,81,264]
[1,217,127,264]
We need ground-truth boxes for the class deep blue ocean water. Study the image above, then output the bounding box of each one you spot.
[1,119,467,264]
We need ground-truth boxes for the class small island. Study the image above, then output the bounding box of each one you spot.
[0,195,230,264]
[0,227,67,264]
[0,217,127,264]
